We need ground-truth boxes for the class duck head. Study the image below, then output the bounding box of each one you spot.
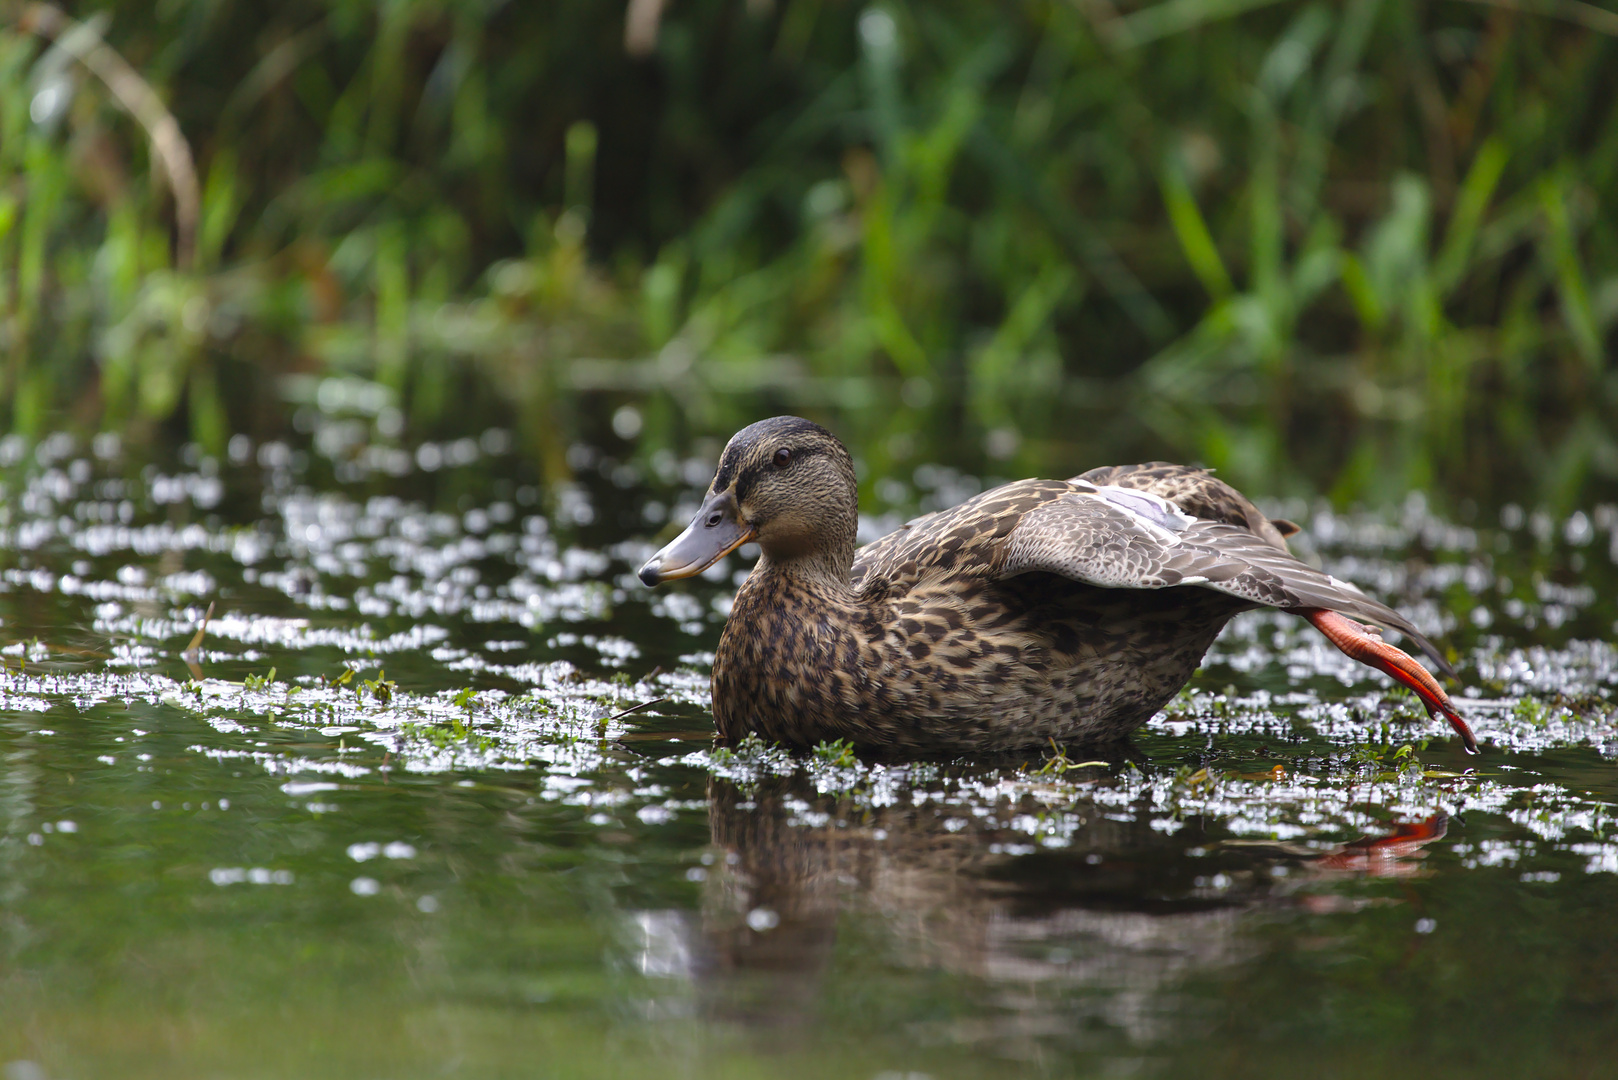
[639,416,858,586]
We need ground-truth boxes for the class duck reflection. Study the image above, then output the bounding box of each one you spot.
[628,770,1449,1051]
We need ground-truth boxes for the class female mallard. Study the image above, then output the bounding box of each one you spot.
[639,417,1475,755]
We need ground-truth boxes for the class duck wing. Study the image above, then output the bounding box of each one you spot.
[852,480,1072,595]
[997,486,1456,679]
[1076,462,1299,551]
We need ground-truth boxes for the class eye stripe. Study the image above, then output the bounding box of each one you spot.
[711,417,834,498]
[712,449,741,493]
[734,464,762,504]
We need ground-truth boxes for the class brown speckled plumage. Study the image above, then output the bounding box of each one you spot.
[642,417,1458,754]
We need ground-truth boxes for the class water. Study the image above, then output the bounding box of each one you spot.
[1,423,1616,1079]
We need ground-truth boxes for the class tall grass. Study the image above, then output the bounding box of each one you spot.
[0,0,1614,506]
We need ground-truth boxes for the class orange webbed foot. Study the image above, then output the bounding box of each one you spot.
[1303,608,1478,754]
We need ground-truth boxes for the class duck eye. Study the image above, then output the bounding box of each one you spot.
[772,448,792,468]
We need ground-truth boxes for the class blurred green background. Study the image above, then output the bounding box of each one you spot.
[1,0,1615,507]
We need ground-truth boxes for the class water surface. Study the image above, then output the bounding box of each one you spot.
[1,424,1616,1079]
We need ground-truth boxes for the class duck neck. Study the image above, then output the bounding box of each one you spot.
[755,531,856,596]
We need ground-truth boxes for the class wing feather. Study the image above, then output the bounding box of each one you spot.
[999,493,1454,676]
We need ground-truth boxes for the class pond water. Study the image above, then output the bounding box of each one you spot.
[1,420,1616,1079]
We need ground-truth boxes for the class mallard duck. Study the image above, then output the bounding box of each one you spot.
[639,417,1475,755]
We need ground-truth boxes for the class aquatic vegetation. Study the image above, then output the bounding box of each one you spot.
[241,667,277,692]
[811,737,858,769]
[1033,739,1109,778]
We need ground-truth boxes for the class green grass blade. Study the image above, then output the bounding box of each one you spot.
[1434,137,1509,293]
[1161,159,1233,300]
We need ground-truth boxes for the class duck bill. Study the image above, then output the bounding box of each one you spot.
[638,492,755,585]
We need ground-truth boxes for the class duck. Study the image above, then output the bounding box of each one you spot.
[638,416,1475,755]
